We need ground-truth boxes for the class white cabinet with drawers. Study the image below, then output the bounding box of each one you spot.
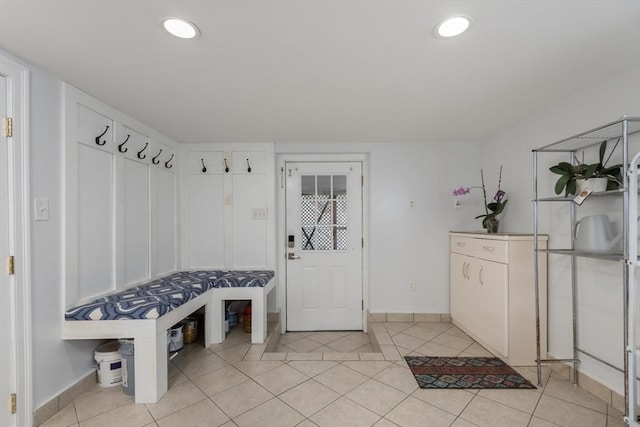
[450,232,548,365]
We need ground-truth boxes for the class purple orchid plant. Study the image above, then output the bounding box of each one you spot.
[453,167,508,230]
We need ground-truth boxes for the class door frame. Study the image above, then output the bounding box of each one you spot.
[276,153,369,333]
[0,55,32,426]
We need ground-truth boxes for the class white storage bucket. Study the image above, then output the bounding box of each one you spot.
[168,324,184,352]
[119,339,135,396]
[228,310,238,327]
[95,341,122,387]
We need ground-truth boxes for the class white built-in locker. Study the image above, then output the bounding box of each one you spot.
[153,160,178,276]
[181,145,274,270]
[63,84,179,307]
[76,142,115,301]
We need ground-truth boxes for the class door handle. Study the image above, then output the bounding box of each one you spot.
[287,253,300,260]
[479,266,484,285]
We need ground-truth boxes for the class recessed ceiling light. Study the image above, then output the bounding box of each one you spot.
[161,17,199,39]
[434,16,471,38]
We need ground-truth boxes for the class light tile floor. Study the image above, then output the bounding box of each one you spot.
[41,322,625,427]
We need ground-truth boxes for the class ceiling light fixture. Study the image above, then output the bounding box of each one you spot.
[161,17,200,39]
[434,16,471,38]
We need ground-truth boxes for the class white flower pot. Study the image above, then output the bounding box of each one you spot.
[576,178,608,194]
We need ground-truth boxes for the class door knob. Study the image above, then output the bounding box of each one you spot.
[287,253,300,260]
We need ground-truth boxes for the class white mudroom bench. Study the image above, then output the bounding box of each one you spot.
[63,270,275,403]
[208,272,276,345]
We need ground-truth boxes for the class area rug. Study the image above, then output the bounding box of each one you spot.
[404,356,536,389]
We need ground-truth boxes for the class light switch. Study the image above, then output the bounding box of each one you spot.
[34,198,49,221]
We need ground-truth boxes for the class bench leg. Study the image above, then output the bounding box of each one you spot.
[204,300,220,347]
[210,297,226,344]
[251,291,267,344]
[133,334,168,403]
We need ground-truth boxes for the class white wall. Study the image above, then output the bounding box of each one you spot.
[0,51,103,409]
[481,64,640,395]
[276,142,483,314]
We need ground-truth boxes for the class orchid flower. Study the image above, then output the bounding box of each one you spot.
[452,166,508,231]
[452,187,470,196]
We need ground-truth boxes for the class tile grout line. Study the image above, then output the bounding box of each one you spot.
[50,321,623,427]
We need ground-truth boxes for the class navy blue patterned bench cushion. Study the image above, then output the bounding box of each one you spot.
[65,270,274,321]
[211,270,275,288]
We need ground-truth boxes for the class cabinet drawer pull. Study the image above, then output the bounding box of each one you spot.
[479,266,484,285]
[457,242,466,247]
[482,246,496,252]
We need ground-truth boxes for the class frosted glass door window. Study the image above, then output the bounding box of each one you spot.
[300,174,347,251]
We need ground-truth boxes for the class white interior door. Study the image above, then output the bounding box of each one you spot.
[0,74,16,427]
[286,162,363,331]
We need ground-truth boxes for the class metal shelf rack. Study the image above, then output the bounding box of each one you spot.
[532,116,640,426]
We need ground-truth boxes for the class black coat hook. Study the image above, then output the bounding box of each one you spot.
[95,125,109,146]
[224,158,230,173]
[137,142,148,159]
[152,149,163,165]
[118,134,130,153]
[246,158,252,173]
[201,158,207,173]
[165,153,174,169]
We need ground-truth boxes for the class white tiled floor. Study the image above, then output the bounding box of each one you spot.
[40,322,625,427]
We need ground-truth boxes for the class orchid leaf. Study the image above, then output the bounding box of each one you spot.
[550,163,574,174]
[554,174,570,195]
[584,163,599,178]
[599,140,607,164]
[488,200,507,215]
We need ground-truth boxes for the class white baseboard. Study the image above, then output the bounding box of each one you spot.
[368,312,451,323]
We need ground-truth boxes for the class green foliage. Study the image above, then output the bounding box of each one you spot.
[549,140,623,196]
[475,199,508,228]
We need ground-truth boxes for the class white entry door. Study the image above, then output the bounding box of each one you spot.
[0,75,16,427]
[286,162,363,331]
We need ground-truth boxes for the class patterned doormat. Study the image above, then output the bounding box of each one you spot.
[404,356,536,389]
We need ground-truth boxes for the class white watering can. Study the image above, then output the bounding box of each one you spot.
[574,215,624,254]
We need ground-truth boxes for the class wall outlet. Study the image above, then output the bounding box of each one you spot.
[409,200,416,210]
[409,282,416,292]
[252,208,268,220]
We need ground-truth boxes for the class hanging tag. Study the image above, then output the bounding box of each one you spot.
[572,188,592,205]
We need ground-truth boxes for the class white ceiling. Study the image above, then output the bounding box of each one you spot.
[1,0,638,144]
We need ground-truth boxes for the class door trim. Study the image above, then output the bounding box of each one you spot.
[0,55,32,426]
[276,153,369,333]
